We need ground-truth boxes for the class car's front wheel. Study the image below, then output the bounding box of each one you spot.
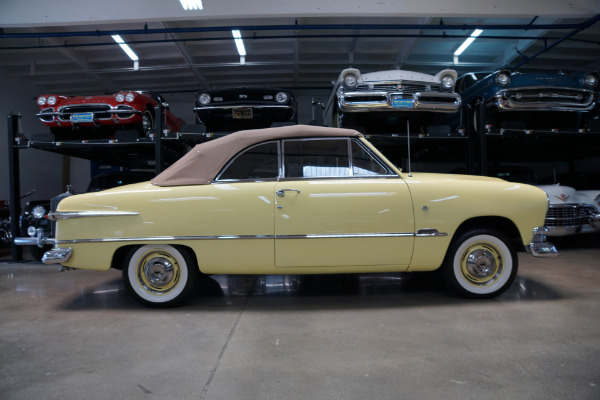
[123,244,198,307]
[442,229,517,299]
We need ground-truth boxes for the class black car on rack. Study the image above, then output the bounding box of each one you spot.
[193,88,297,132]
[16,171,154,260]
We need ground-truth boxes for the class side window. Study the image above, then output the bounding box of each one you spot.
[218,141,279,181]
[283,139,350,178]
[351,140,389,176]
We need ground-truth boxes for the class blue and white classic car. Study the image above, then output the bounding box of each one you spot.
[456,70,599,133]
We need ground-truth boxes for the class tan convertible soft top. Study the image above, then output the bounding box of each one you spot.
[152,124,362,186]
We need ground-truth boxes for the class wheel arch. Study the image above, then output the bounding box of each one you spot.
[111,243,201,272]
[451,216,523,252]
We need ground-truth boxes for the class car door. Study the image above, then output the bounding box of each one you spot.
[274,137,414,269]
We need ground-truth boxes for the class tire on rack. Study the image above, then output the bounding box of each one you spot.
[123,244,198,308]
[140,107,154,137]
[441,228,518,299]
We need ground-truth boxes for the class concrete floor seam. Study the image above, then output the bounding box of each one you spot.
[199,278,255,400]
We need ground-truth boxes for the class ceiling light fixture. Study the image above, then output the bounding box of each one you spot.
[232,30,246,65]
[179,0,203,10]
[111,35,139,61]
[454,29,483,57]
[232,30,246,56]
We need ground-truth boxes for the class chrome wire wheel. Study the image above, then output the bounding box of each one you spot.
[124,245,197,307]
[443,230,517,298]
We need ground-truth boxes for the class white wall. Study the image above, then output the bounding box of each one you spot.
[0,76,66,202]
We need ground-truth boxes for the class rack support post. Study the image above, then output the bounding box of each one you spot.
[7,113,23,262]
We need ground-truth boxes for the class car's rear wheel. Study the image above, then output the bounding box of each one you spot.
[123,244,197,307]
[442,229,517,299]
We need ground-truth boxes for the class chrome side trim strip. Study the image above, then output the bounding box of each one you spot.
[48,211,140,221]
[55,232,417,245]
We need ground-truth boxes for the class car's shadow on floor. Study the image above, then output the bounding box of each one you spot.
[62,271,563,311]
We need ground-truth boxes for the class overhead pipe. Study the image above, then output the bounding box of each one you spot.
[1,16,599,39]
[2,32,599,51]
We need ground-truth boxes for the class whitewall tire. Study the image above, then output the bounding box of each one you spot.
[443,230,517,299]
[123,244,197,307]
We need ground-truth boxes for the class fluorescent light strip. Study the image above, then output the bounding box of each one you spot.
[111,35,139,61]
[179,0,203,10]
[232,30,246,56]
[454,29,483,56]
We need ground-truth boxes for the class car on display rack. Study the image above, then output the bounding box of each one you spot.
[193,88,297,132]
[35,91,186,140]
[37,125,557,307]
[15,171,155,260]
[323,68,462,135]
[456,70,599,133]
[537,172,600,237]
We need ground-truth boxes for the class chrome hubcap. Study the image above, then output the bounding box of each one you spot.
[466,249,496,279]
[144,257,174,288]
[460,243,503,286]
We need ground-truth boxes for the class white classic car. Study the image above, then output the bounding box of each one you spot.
[538,183,600,236]
[40,125,557,307]
[323,68,461,134]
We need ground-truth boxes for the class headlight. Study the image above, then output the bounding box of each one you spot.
[37,96,47,106]
[343,74,359,89]
[115,93,125,102]
[440,75,455,91]
[125,92,135,102]
[496,71,511,86]
[198,93,211,105]
[275,92,288,103]
[595,194,600,206]
[32,205,46,219]
[583,72,598,89]
[47,96,57,106]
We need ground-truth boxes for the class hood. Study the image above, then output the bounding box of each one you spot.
[537,183,581,204]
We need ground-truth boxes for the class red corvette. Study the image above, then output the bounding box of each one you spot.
[35,91,186,140]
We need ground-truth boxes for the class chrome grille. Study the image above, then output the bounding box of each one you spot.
[356,83,442,94]
[505,89,593,105]
[545,204,597,227]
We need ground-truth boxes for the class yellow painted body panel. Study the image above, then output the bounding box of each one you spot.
[54,166,548,275]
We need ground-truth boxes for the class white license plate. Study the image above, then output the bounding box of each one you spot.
[71,112,95,123]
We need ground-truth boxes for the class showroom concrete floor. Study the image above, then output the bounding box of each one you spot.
[0,235,599,400]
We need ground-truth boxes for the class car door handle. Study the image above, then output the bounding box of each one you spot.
[276,189,301,197]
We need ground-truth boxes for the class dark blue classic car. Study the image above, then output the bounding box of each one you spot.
[193,88,297,132]
[456,70,599,133]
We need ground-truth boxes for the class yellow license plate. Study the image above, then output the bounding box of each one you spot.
[233,108,253,119]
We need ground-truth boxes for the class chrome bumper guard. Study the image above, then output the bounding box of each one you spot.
[528,227,558,257]
[590,214,600,230]
[42,247,72,264]
[13,228,55,247]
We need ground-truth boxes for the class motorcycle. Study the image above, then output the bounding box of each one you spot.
[0,189,36,248]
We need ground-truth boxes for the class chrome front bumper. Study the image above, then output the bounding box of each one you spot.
[339,91,461,113]
[528,227,558,257]
[13,228,55,247]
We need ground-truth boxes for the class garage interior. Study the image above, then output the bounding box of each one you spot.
[1,1,600,399]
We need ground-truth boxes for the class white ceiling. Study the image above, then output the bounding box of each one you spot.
[1,0,599,96]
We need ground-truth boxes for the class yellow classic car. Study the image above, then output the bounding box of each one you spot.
[41,125,557,307]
